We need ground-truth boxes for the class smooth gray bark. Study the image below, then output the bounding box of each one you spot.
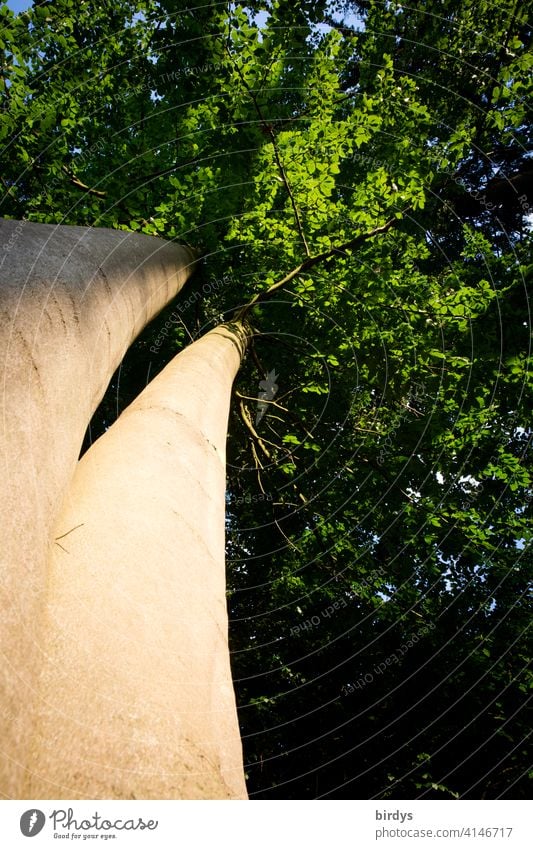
[0,219,196,797]
[30,324,249,799]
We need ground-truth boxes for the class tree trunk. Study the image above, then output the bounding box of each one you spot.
[0,219,196,797]
[23,322,249,799]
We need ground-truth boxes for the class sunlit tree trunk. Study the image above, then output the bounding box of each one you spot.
[0,219,196,796]
[27,323,249,799]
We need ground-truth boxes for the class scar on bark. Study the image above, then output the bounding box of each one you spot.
[54,523,85,553]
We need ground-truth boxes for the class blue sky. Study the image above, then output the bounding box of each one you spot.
[6,0,31,13]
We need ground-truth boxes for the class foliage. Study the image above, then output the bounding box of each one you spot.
[1,0,531,798]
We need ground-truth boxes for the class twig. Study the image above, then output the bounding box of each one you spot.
[234,214,403,321]
[267,124,310,256]
[227,45,311,256]
[54,522,85,554]
[62,167,107,197]
[0,175,17,199]
[55,523,85,542]
[273,512,304,552]
[238,399,276,458]
[173,310,195,343]
[235,390,289,412]
[250,335,267,379]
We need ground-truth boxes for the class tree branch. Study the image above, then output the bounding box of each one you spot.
[62,166,107,197]
[267,124,311,256]
[238,399,272,460]
[226,45,311,256]
[234,213,404,321]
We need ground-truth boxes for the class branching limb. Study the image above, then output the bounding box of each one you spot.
[54,522,85,554]
[235,390,288,413]
[225,44,311,256]
[62,166,107,197]
[172,311,195,344]
[55,523,85,541]
[249,334,267,379]
[238,399,272,460]
[267,124,310,256]
[234,214,405,321]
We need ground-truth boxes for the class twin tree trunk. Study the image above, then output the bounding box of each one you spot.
[0,219,248,799]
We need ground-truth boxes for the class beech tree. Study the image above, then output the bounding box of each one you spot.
[0,0,531,799]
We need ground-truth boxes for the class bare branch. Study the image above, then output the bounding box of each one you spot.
[62,167,107,197]
[235,390,289,413]
[54,523,85,542]
[238,399,272,460]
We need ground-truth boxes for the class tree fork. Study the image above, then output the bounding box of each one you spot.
[232,214,402,322]
[25,321,250,799]
[0,219,197,797]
